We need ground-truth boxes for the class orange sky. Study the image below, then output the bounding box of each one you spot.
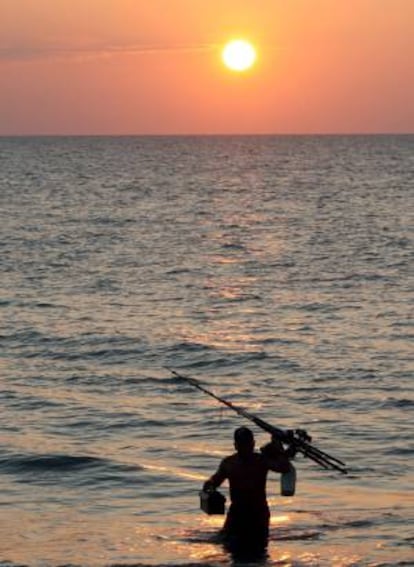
[0,0,413,135]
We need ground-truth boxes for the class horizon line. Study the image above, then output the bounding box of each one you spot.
[1,132,413,138]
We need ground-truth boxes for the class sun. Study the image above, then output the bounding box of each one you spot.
[222,39,257,72]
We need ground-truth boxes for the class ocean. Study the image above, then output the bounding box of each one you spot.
[0,135,413,567]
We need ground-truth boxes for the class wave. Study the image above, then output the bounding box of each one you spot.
[0,452,104,473]
[380,398,414,409]
[0,451,143,487]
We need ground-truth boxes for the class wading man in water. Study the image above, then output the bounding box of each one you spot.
[203,426,292,560]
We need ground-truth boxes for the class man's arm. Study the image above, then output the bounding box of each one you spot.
[261,440,291,473]
[203,458,228,491]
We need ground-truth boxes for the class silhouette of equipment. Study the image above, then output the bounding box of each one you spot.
[167,368,348,475]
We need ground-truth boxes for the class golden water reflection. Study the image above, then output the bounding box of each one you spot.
[2,487,412,567]
[140,461,205,482]
[271,513,292,525]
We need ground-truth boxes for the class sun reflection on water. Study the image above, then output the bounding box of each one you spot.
[271,513,292,525]
[140,461,205,481]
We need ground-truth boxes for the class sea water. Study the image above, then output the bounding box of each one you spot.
[0,135,413,566]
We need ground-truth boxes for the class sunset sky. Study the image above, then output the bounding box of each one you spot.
[1,0,413,135]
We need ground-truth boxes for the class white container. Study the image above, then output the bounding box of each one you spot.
[281,463,296,496]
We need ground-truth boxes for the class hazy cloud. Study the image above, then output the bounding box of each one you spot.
[0,42,214,62]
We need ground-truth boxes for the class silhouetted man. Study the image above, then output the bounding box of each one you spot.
[203,426,292,560]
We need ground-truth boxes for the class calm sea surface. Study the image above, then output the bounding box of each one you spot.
[0,135,413,567]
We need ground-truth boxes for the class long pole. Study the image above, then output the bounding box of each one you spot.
[168,368,347,474]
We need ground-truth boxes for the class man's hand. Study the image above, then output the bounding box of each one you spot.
[261,437,297,460]
[260,439,284,459]
[203,480,214,492]
[285,444,297,459]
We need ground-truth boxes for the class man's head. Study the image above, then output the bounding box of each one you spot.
[234,426,255,456]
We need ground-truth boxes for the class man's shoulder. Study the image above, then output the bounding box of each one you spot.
[219,453,239,470]
[221,453,238,465]
[221,452,265,467]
